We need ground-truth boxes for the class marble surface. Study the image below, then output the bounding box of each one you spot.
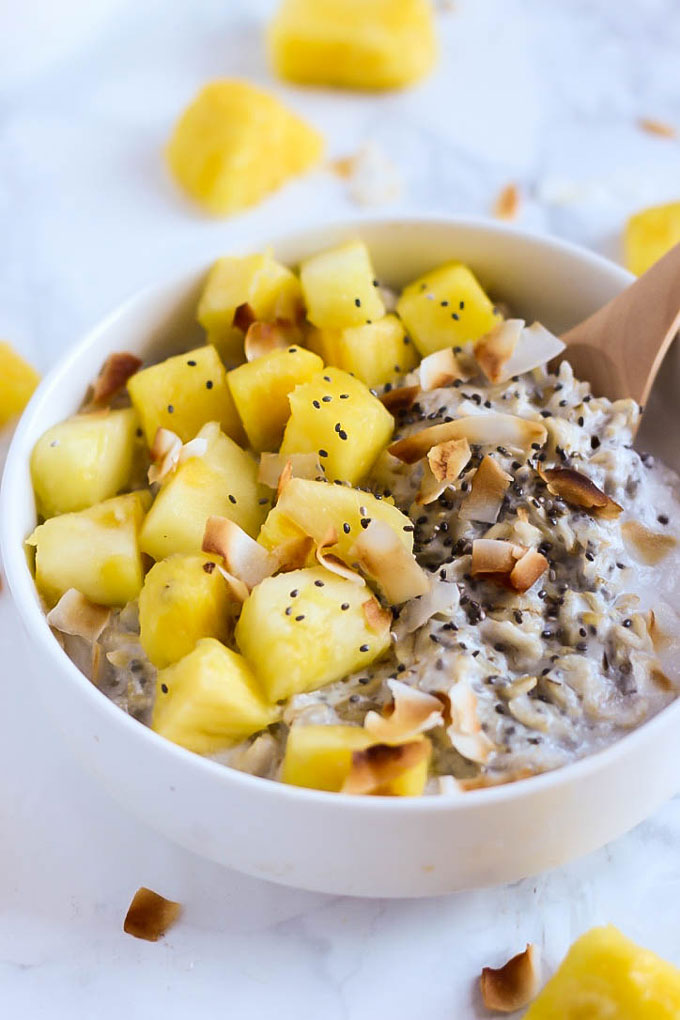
[2,0,680,1015]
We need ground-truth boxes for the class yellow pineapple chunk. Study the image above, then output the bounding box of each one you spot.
[235,566,391,702]
[138,554,233,669]
[279,367,393,484]
[140,422,266,560]
[268,0,437,91]
[300,241,385,329]
[308,314,418,387]
[524,925,680,1019]
[625,201,680,276]
[227,345,323,452]
[27,491,149,608]
[127,344,243,446]
[31,408,140,519]
[397,262,500,356]
[152,638,278,754]
[0,342,40,426]
[166,80,323,217]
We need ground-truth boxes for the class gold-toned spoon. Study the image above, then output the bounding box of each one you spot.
[560,241,680,407]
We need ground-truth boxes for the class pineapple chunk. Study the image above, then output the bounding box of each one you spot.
[625,201,680,276]
[397,262,499,356]
[140,421,266,559]
[524,925,680,1019]
[0,342,40,426]
[166,80,323,217]
[31,408,140,519]
[27,491,149,608]
[127,344,243,446]
[227,345,323,452]
[308,314,418,388]
[152,638,278,754]
[198,251,303,364]
[268,0,437,91]
[279,367,393,484]
[235,566,391,701]
[139,554,233,669]
[300,241,385,329]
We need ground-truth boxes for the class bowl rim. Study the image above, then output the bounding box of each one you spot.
[4,211,675,816]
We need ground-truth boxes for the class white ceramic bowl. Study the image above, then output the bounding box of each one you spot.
[3,215,680,898]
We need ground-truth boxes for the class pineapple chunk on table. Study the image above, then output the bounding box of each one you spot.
[227,345,323,452]
[279,367,393,484]
[31,408,140,519]
[139,554,234,669]
[397,262,500,356]
[235,566,391,702]
[152,638,278,755]
[268,0,437,91]
[625,201,680,276]
[127,344,243,446]
[0,341,40,426]
[300,241,385,330]
[308,314,418,388]
[140,422,266,560]
[166,79,323,217]
[524,925,680,1019]
[27,491,150,608]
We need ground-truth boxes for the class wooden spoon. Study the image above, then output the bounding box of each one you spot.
[560,241,680,407]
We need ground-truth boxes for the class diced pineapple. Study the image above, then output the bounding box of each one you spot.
[166,80,324,217]
[198,251,303,364]
[397,262,500,356]
[127,344,243,446]
[152,637,278,754]
[235,566,391,701]
[27,491,149,608]
[138,554,233,669]
[625,201,680,276]
[30,408,140,519]
[308,314,418,388]
[140,422,266,560]
[0,342,40,426]
[300,241,385,329]
[268,0,437,91]
[227,345,323,452]
[279,367,393,484]
[524,925,680,1019]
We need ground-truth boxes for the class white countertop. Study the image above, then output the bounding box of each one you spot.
[3,0,680,1015]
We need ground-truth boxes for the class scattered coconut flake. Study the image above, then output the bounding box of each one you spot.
[622,520,678,565]
[492,182,520,221]
[91,352,142,405]
[202,516,277,590]
[459,455,512,523]
[316,527,366,585]
[364,678,443,743]
[272,533,315,571]
[380,384,420,414]
[123,887,182,942]
[258,452,322,489]
[447,682,494,764]
[480,943,539,1014]
[539,466,622,518]
[471,538,526,576]
[417,437,471,505]
[419,348,467,391]
[638,117,676,138]
[350,519,430,604]
[46,588,110,643]
[331,142,404,207]
[341,740,429,795]
[475,320,524,383]
[509,548,549,593]
[389,414,547,464]
[148,427,183,483]
[233,302,256,332]
[499,322,566,382]
[361,596,392,634]
[396,579,460,635]
[244,320,298,362]
[215,564,250,603]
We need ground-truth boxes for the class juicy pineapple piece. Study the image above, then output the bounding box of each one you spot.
[279,367,393,484]
[235,566,391,701]
[27,492,149,608]
[128,344,243,446]
[524,925,680,1019]
[268,0,437,91]
[166,80,324,217]
[31,408,140,519]
[300,241,385,330]
[625,201,680,276]
[198,251,303,364]
[308,314,418,387]
[140,421,266,560]
[0,342,40,426]
[397,262,500,356]
[227,345,323,452]
[152,638,278,754]
[139,554,233,669]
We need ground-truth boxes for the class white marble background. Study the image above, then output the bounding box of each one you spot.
[2,0,680,1015]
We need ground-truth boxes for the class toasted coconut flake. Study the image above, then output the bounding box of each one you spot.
[447,682,494,764]
[91,352,142,405]
[417,438,471,505]
[471,539,526,577]
[539,466,622,517]
[475,319,524,383]
[244,320,297,362]
[202,516,277,590]
[47,588,111,643]
[638,117,676,138]
[316,527,365,585]
[419,348,466,391]
[493,182,520,221]
[364,678,443,743]
[380,385,420,414]
[350,519,430,604]
[123,887,182,942]
[148,427,182,484]
[480,944,539,1013]
[273,533,314,571]
[341,740,430,795]
[389,414,547,464]
[622,520,678,565]
[396,579,460,635]
[258,452,322,489]
[233,302,256,332]
[509,548,548,593]
[504,321,566,380]
[459,455,512,523]
[216,564,250,603]
[361,597,392,634]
